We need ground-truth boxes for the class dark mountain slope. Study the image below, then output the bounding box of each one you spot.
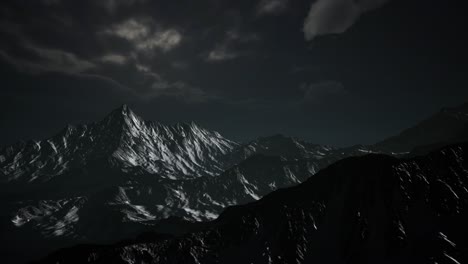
[375,102,468,153]
[37,143,468,264]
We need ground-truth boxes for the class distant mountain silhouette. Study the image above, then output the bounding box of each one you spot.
[375,102,468,153]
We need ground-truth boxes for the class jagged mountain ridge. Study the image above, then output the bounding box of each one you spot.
[0,105,238,184]
[36,142,468,264]
[228,134,336,161]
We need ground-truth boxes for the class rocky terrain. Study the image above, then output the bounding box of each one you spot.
[1,103,468,263]
[36,142,468,264]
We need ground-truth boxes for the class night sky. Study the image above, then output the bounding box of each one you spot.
[1,0,467,147]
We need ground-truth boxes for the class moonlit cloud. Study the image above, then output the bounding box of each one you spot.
[205,30,258,62]
[0,45,95,74]
[135,63,161,79]
[135,29,182,52]
[110,19,150,40]
[106,19,182,53]
[303,0,389,41]
[257,0,289,15]
[206,46,238,62]
[99,54,128,65]
[32,46,96,73]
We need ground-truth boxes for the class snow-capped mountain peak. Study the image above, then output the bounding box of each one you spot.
[0,105,239,183]
[105,107,239,177]
[100,104,144,135]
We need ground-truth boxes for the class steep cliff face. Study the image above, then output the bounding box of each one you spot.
[36,143,468,264]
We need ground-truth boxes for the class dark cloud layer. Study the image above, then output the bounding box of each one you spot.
[1,0,468,147]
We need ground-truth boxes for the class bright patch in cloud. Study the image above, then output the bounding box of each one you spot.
[206,46,238,62]
[303,0,389,40]
[257,0,288,15]
[135,29,182,52]
[106,19,182,53]
[100,54,127,65]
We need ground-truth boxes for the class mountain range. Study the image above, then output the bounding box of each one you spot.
[1,103,468,263]
[36,142,468,264]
